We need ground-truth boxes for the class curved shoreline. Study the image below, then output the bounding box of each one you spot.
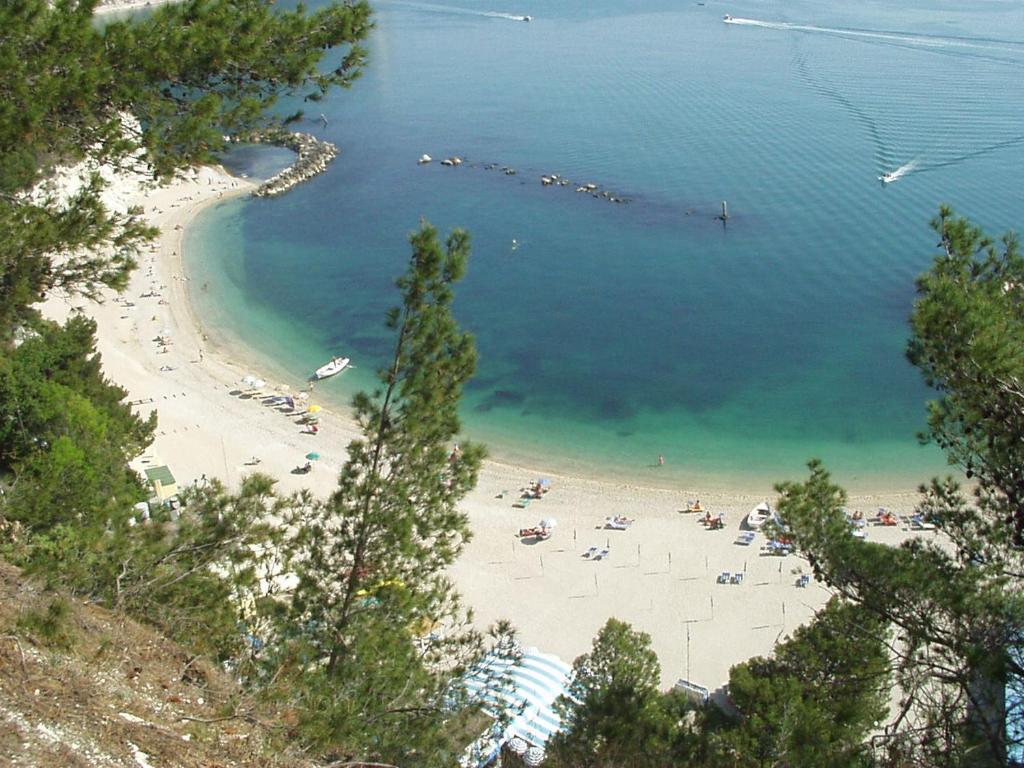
[180,175,933,501]
[45,163,933,691]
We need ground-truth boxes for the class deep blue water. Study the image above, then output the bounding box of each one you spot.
[187,0,1024,490]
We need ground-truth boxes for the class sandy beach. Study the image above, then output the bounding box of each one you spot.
[43,163,929,691]
[94,0,181,15]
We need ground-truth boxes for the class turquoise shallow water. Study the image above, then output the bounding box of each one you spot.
[186,0,1024,491]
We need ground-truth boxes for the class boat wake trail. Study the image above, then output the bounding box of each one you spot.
[879,159,919,184]
[381,1,532,22]
[724,17,1024,60]
[482,11,532,22]
[793,52,890,172]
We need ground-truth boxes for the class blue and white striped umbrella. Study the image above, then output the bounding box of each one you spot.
[459,646,574,763]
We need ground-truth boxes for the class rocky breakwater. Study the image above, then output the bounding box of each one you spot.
[236,130,338,198]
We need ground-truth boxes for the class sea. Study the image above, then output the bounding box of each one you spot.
[185,0,1024,492]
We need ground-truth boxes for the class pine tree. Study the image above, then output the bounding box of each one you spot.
[0,0,372,340]
[269,222,486,763]
[775,208,1024,765]
[710,599,888,768]
[549,618,694,768]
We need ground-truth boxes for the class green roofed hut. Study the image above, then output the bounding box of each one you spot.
[144,465,178,503]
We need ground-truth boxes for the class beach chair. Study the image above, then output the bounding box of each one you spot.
[594,547,610,561]
[582,546,598,559]
[911,515,936,531]
[731,572,744,585]
[797,574,810,588]
[717,571,731,584]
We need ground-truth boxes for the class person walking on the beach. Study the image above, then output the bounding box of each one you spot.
[658,455,665,466]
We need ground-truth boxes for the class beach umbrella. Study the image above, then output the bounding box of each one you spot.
[524,746,546,766]
[251,378,266,389]
[308,404,322,413]
[540,518,557,529]
[241,375,258,387]
[507,737,528,756]
[305,452,320,461]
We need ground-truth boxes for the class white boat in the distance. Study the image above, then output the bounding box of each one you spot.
[746,501,773,529]
[879,160,918,185]
[723,14,733,22]
[314,356,351,380]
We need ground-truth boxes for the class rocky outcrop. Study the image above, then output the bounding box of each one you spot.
[231,130,339,198]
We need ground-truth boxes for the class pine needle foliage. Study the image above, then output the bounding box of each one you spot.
[774,208,1024,766]
[269,222,486,764]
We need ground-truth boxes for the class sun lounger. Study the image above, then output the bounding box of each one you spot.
[582,546,598,559]
[717,572,730,584]
[604,516,634,530]
[594,547,610,561]
[735,532,756,546]
[797,574,810,588]
[731,572,744,585]
[513,496,532,509]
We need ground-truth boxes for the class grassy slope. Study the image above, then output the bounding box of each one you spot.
[0,560,308,768]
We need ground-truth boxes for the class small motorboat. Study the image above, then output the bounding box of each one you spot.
[746,501,772,529]
[314,356,350,380]
[879,172,897,184]
[723,14,733,22]
[522,15,532,22]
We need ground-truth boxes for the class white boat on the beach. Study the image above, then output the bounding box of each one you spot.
[745,501,772,529]
[314,356,350,380]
